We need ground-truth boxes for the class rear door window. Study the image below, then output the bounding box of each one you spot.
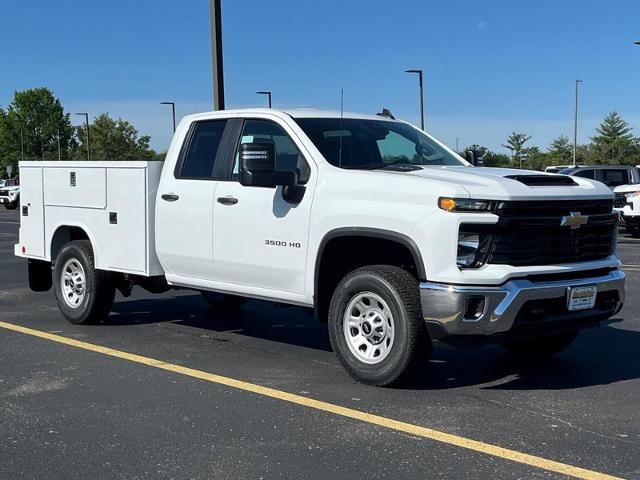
[178,120,228,179]
[601,169,629,187]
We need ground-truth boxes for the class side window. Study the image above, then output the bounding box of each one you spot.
[233,120,310,184]
[178,120,227,179]
[601,169,628,187]
[574,169,595,179]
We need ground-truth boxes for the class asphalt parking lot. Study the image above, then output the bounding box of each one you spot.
[1,207,639,480]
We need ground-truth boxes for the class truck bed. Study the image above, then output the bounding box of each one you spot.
[15,161,164,276]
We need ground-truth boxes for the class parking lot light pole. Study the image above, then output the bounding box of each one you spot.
[160,102,176,132]
[573,80,582,166]
[210,0,225,110]
[256,91,272,108]
[405,69,424,130]
[75,113,90,161]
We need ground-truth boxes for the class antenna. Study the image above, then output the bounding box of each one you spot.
[338,89,344,168]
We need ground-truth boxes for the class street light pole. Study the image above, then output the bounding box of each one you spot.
[160,102,176,132]
[20,128,25,161]
[57,129,61,161]
[573,80,582,166]
[75,113,90,161]
[405,69,424,130]
[210,0,225,110]
[256,91,272,108]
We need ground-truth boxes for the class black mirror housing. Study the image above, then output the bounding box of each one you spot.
[239,142,297,188]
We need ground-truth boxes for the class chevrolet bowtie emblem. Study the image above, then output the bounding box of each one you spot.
[560,211,589,229]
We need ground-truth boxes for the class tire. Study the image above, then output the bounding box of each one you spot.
[5,201,17,210]
[201,291,248,311]
[626,226,640,238]
[499,331,578,359]
[328,265,431,387]
[53,240,115,324]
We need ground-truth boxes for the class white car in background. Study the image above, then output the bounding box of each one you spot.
[614,183,640,237]
[0,178,20,210]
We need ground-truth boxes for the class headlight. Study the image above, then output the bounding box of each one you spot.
[457,233,492,268]
[625,191,640,199]
[439,197,495,212]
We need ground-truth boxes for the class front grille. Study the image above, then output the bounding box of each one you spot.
[614,192,629,209]
[495,199,612,217]
[462,200,617,267]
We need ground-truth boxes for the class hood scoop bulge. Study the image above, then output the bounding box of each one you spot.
[505,175,577,186]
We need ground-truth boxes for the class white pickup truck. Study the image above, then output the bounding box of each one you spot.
[16,108,624,386]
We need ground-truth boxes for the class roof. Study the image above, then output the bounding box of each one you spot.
[569,165,637,170]
[185,108,398,122]
[281,108,393,120]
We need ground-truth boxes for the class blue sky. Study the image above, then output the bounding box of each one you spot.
[2,0,639,153]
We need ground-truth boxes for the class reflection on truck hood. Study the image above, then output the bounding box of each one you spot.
[398,166,613,201]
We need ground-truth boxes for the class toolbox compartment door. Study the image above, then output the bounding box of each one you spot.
[18,167,45,258]
[44,167,107,209]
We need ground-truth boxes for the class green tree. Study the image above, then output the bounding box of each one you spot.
[502,131,532,168]
[591,111,637,164]
[0,88,76,172]
[75,113,157,160]
[547,135,572,163]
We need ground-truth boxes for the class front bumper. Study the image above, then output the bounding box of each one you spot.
[620,212,640,227]
[420,269,625,338]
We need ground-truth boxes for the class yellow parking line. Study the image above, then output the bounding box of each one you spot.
[0,320,622,480]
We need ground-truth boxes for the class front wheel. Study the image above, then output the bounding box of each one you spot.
[53,240,115,324]
[499,331,578,359]
[328,265,431,387]
[4,200,17,210]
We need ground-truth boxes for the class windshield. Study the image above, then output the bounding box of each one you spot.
[294,118,465,169]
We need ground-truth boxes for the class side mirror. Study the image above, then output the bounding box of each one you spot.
[239,142,297,188]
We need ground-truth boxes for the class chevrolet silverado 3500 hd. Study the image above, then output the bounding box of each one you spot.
[16,108,625,386]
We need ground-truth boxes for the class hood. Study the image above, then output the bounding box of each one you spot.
[0,186,19,193]
[613,183,640,194]
[396,166,612,201]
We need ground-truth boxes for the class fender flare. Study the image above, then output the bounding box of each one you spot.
[314,227,427,303]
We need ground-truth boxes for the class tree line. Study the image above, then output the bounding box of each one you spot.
[1,87,638,175]
[464,111,639,170]
[0,87,164,173]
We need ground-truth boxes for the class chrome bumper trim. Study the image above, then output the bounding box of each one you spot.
[419,270,625,336]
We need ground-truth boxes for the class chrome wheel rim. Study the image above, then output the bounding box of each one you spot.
[343,292,395,364]
[61,258,86,308]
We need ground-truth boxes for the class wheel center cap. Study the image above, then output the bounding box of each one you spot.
[362,322,372,334]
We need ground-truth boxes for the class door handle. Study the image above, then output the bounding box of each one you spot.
[217,196,238,205]
[161,193,179,202]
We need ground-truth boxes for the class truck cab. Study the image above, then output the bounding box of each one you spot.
[16,108,625,386]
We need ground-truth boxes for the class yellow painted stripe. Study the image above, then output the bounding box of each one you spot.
[0,320,622,480]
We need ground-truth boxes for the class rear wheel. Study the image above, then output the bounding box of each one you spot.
[201,291,248,311]
[500,331,578,359]
[626,226,640,238]
[328,265,430,386]
[53,240,115,324]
